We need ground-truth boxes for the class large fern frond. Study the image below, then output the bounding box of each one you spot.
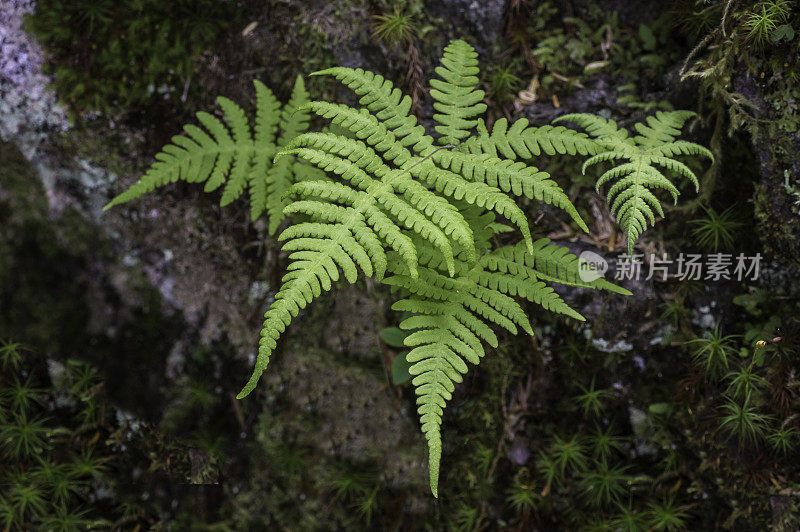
[106,40,647,499]
[555,111,713,253]
[259,42,629,495]
[103,40,649,500]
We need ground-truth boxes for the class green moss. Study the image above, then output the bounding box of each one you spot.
[25,0,241,115]
[0,345,114,529]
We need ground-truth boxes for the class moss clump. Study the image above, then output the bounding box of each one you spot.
[25,0,240,115]
[0,342,114,529]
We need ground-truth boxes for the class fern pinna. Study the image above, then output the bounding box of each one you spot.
[383,206,627,493]
[103,75,322,233]
[555,112,713,254]
[105,40,709,498]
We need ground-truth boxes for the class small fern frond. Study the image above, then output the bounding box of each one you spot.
[104,95,254,210]
[557,111,712,254]
[429,40,487,145]
[104,77,315,231]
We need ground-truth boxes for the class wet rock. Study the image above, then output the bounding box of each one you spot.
[722,63,800,267]
[543,241,658,350]
[428,0,504,54]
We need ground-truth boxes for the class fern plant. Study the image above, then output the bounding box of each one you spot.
[555,112,713,253]
[105,40,710,497]
[104,75,322,233]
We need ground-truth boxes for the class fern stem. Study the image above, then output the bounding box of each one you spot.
[395,145,456,180]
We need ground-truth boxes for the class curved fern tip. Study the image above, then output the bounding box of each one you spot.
[525,237,535,255]
[309,68,336,77]
[237,369,264,399]
[429,453,440,498]
[273,147,296,162]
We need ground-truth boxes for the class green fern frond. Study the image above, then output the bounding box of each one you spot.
[299,101,416,166]
[386,279,527,496]
[307,68,540,250]
[429,40,487,145]
[632,110,696,146]
[384,217,626,495]
[483,239,631,294]
[408,160,535,253]
[104,75,315,232]
[463,117,600,158]
[103,95,255,209]
[243,42,634,495]
[556,111,713,254]
[238,211,385,397]
[432,148,589,232]
[448,116,600,231]
[552,113,625,140]
[249,80,281,220]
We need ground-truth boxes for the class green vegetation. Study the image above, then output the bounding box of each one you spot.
[0,341,110,530]
[103,75,323,232]
[556,111,713,254]
[502,2,679,111]
[7,0,799,527]
[690,205,742,251]
[105,39,713,497]
[25,0,239,115]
